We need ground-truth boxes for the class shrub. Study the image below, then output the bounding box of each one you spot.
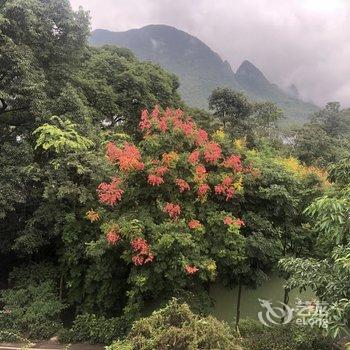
[241,321,332,350]
[59,314,128,344]
[238,318,265,337]
[0,330,26,343]
[108,298,241,350]
[0,281,65,339]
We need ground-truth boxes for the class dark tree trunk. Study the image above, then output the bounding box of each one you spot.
[281,287,290,323]
[235,280,242,331]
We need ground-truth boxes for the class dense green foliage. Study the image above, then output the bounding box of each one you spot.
[0,263,64,339]
[1,0,350,348]
[240,319,332,350]
[279,157,350,338]
[59,313,128,344]
[209,87,283,143]
[292,102,350,166]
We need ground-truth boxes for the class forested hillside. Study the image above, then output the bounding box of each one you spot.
[91,25,318,123]
[1,1,350,349]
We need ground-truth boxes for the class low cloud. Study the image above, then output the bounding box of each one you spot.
[71,0,350,107]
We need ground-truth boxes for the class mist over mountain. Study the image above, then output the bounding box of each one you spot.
[90,24,318,123]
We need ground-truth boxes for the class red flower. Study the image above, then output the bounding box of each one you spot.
[214,176,235,201]
[151,105,160,119]
[139,109,151,132]
[176,178,190,193]
[178,120,196,136]
[188,219,202,229]
[106,142,144,172]
[222,176,233,186]
[195,165,207,182]
[198,183,210,198]
[120,143,144,172]
[185,264,199,275]
[203,142,222,164]
[131,237,154,266]
[235,218,245,227]
[223,216,234,225]
[106,142,122,163]
[225,188,235,200]
[164,202,181,219]
[195,129,208,146]
[147,174,164,186]
[131,237,149,255]
[106,229,121,245]
[155,166,168,176]
[97,177,124,206]
[188,150,200,164]
[214,184,225,195]
[158,117,168,132]
[223,155,242,172]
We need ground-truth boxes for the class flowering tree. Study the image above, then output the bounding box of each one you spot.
[89,106,250,315]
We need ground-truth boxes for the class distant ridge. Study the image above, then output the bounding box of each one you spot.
[90,25,318,123]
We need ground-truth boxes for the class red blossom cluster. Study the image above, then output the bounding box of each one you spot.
[164,202,181,219]
[154,166,168,176]
[235,218,245,227]
[185,264,199,275]
[195,129,209,146]
[176,178,190,193]
[223,216,245,227]
[215,176,235,201]
[106,229,121,245]
[222,155,242,172]
[131,237,154,266]
[223,216,234,225]
[197,183,210,199]
[139,107,212,148]
[97,177,124,206]
[140,106,189,135]
[188,150,200,164]
[139,109,151,132]
[195,165,207,182]
[203,142,222,164]
[106,142,144,172]
[147,174,164,186]
[188,219,202,229]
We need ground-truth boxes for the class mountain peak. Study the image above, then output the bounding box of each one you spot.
[236,60,269,85]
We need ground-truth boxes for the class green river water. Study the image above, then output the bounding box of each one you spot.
[210,275,315,324]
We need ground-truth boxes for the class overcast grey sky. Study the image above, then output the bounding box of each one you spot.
[70,0,350,107]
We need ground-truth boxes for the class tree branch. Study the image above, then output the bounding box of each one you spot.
[0,105,28,116]
[0,98,7,113]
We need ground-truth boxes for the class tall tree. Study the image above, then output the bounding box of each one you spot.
[293,103,350,167]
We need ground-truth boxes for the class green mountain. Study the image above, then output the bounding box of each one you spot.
[90,24,318,122]
[235,60,318,123]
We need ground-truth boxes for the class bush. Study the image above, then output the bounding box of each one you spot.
[59,313,128,344]
[0,330,26,343]
[0,281,65,339]
[109,298,241,350]
[241,321,333,350]
[238,318,265,337]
